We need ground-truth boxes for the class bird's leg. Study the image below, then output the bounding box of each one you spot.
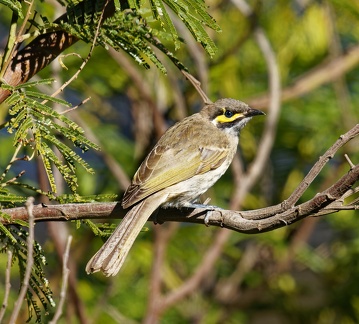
[180,199,223,227]
[204,210,213,226]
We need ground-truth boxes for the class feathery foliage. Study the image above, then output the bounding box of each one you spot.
[0,220,55,323]
[2,80,100,194]
[59,0,220,72]
[133,0,221,56]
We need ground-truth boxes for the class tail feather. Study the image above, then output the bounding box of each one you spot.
[86,194,165,276]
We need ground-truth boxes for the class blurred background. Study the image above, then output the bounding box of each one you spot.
[1,0,359,323]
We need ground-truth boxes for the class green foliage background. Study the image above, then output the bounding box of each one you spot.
[0,0,359,323]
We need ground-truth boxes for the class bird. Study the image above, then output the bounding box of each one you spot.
[86,98,265,276]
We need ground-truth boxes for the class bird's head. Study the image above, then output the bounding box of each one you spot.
[200,98,265,135]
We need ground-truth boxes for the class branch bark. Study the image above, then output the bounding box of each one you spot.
[2,157,358,232]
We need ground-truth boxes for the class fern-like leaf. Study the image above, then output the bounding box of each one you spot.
[59,0,220,72]
[164,0,219,57]
[149,0,180,49]
[2,81,99,194]
[0,224,55,323]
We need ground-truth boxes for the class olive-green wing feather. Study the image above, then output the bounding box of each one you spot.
[122,145,228,208]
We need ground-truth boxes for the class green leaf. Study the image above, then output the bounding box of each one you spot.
[149,0,180,49]
[0,219,18,244]
[4,81,98,194]
[34,132,57,192]
[1,225,55,322]
[59,0,219,72]
[39,141,79,192]
[181,0,221,31]
[165,0,218,57]
[0,0,24,18]
[13,117,33,144]
[26,91,72,107]
[44,121,100,151]
[13,78,56,89]
[127,0,141,9]
[39,125,95,173]
[0,194,27,203]
[4,89,22,106]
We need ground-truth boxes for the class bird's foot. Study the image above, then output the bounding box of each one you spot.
[181,202,222,227]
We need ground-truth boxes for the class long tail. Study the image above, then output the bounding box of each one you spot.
[86,194,165,276]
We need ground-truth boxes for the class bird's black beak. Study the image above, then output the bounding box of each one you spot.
[245,107,266,117]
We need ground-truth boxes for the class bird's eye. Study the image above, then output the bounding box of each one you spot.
[224,110,234,118]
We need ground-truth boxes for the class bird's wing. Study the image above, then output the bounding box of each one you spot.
[122,117,229,208]
[122,144,228,208]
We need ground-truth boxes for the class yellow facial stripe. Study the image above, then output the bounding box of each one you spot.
[215,112,244,124]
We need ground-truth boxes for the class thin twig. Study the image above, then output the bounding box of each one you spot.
[0,12,18,80]
[0,143,23,182]
[237,124,359,219]
[0,250,13,322]
[2,170,26,186]
[344,154,355,169]
[59,97,91,115]
[342,185,359,200]
[0,163,358,229]
[158,57,188,120]
[284,125,359,208]
[181,70,212,105]
[49,235,73,324]
[9,197,35,324]
[14,0,35,48]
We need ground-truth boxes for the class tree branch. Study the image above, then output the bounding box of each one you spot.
[2,160,358,233]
